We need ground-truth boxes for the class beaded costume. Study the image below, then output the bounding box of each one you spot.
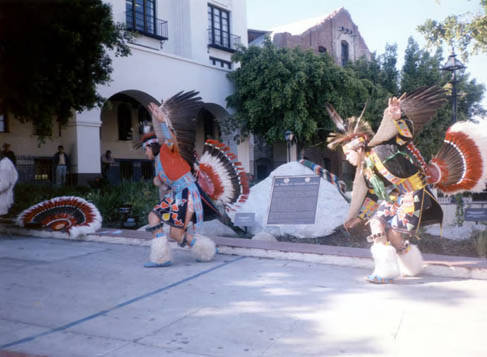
[327,86,487,283]
[139,91,249,267]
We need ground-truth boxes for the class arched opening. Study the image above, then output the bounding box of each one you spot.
[194,103,230,155]
[341,40,349,66]
[117,103,132,141]
[100,90,160,184]
[256,157,272,181]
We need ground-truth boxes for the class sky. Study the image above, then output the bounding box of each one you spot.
[246,0,487,108]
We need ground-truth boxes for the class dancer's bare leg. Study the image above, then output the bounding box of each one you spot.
[387,229,408,253]
[369,218,387,243]
[148,211,163,237]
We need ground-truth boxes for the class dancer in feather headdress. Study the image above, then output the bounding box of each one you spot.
[139,91,249,267]
[327,86,458,283]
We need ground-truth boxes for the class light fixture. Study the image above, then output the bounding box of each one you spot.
[441,49,466,124]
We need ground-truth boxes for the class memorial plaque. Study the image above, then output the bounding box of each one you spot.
[234,212,255,227]
[267,175,320,224]
[464,207,487,222]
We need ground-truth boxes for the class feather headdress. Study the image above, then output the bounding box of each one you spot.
[326,104,374,150]
[153,91,203,167]
[134,91,203,167]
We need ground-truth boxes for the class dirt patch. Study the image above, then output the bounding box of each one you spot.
[276,229,481,258]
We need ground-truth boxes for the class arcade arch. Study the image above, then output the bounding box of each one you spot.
[99,90,231,182]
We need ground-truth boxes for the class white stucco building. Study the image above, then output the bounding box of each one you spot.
[0,0,249,185]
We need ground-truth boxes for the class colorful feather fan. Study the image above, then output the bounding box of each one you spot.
[427,120,487,194]
[16,196,102,238]
[196,139,249,211]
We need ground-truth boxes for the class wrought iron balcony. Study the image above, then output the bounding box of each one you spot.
[125,11,168,41]
[207,28,241,52]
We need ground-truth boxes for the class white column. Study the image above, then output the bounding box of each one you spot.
[73,108,102,184]
[237,135,251,173]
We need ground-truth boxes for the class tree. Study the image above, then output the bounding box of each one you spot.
[418,0,487,60]
[0,0,130,138]
[226,39,379,146]
[344,47,399,130]
[378,44,399,95]
[401,37,445,93]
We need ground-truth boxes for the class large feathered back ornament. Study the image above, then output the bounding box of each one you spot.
[326,103,374,150]
[368,86,447,146]
[16,196,102,238]
[195,139,249,211]
[152,90,203,167]
[427,120,487,194]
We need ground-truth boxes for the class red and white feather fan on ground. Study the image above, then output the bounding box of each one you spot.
[16,196,102,238]
[196,139,249,211]
[427,120,487,194]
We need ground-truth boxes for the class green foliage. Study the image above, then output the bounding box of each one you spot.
[9,181,158,228]
[226,39,374,146]
[418,1,487,60]
[401,37,445,92]
[0,0,130,140]
[85,181,158,227]
[227,37,484,160]
[379,44,400,95]
[343,53,394,130]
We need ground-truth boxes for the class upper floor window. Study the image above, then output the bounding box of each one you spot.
[210,56,232,69]
[0,112,7,133]
[318,46,327,54]
[341,40,349,66]
[208,4,239,52]
[126,0,168,40]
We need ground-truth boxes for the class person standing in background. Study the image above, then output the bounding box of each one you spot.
[0,148,18,215]
[53,145,69,186]
[101,150,115,180]
[1,143,16,166]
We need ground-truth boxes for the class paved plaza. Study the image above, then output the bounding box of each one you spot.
[1,235,487,356]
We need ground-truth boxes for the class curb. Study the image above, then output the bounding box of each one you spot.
[1,225,486,280]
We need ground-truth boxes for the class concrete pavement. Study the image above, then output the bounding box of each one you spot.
[1,234,487,356]
[1,223,487,280]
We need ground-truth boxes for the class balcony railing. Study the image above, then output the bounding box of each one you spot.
[125,11,168,41]
[207,28,241,52]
